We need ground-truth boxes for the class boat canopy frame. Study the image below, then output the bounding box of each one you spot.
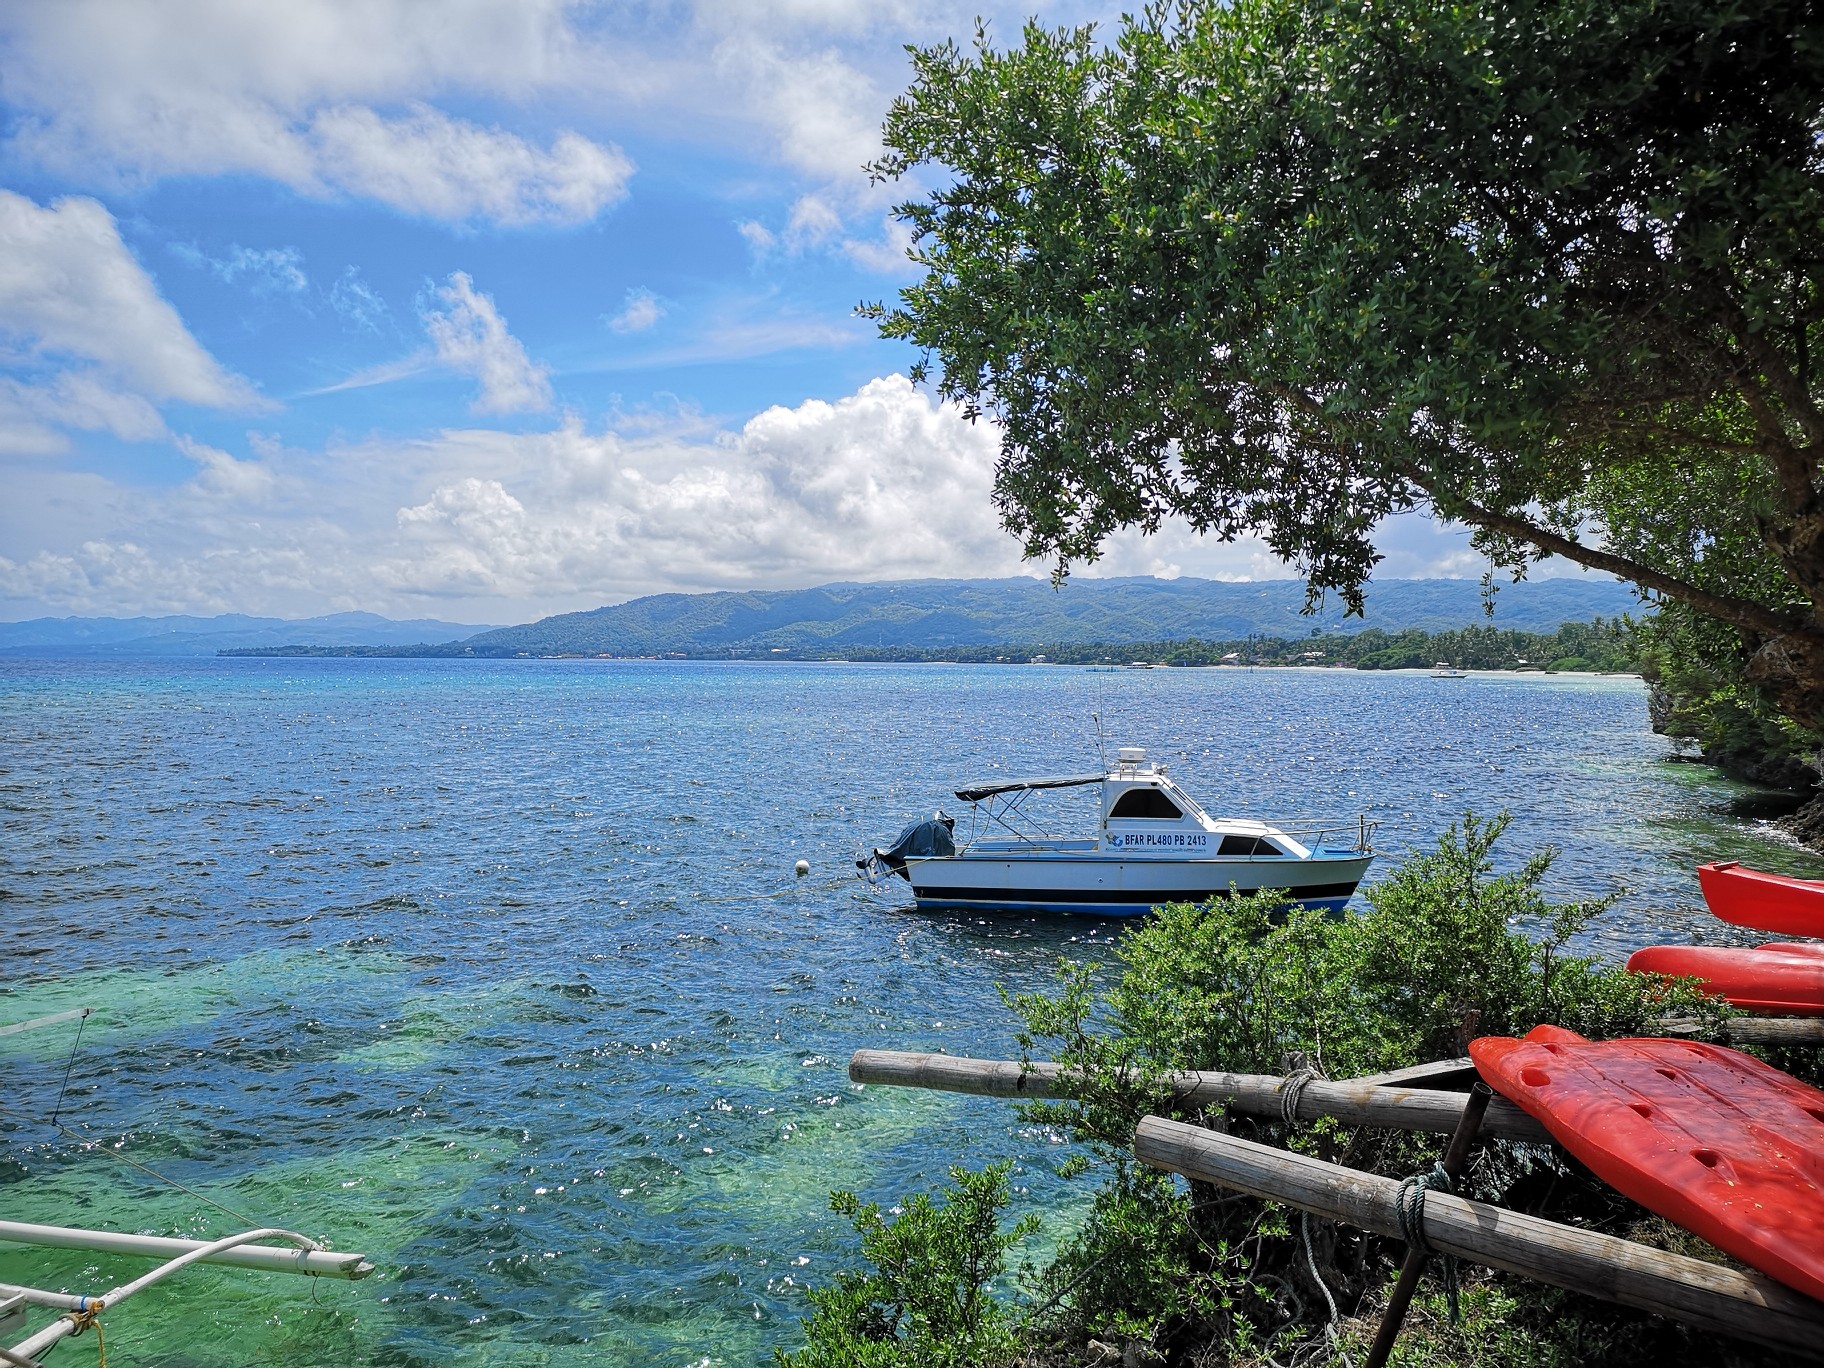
[951,776,1108,848]
[952,773,1105,804]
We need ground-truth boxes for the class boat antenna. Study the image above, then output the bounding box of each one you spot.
[1091,711,1108,770]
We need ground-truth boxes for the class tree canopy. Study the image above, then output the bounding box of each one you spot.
[869,0,1824,725]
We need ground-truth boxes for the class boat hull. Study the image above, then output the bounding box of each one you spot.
[1698,860,1824,938]
[903,852,1372,916]
[1627,941,1824,1016]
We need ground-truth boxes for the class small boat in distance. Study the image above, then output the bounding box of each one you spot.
[1431,662,1466,678]
[859,747,1374,916]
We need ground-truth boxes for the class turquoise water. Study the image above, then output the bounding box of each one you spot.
[1,659,1817,1364]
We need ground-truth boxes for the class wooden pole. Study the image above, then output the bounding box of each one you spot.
[1134,1116,1824,1361]
[1345,1057,1477,1089]
[848,1049,1551,1144]
[1363,1081,1493,1368]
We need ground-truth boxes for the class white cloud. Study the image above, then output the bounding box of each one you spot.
[713,38,886,184]
[606,288,665,333]
[0,374,1027,617]
[0,190,264,410]
[0,367,1557,622]
[736,219,777,253]
[0,2,632,227]
[329,268,391,333]
[422,272,552,414]
[0,373,169,455]
[839,214,917,274]
[307,106,632,225]
[177,435,279,502]
[170,241,308,294]
[0,1,1113,241]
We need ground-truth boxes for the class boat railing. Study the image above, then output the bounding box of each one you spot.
[1254,815,1380,854]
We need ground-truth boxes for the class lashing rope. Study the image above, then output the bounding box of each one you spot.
[1279,1066,1319,1127]
[1395,1162,1462,1320]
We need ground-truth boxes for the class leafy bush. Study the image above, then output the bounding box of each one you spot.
[777,1162,1036,1368]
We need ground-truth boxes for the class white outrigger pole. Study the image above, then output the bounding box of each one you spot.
[2,1226,373,1364]
[2,1009,374,1365]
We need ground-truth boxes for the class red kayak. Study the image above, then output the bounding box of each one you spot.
[1699,860,1824,937]
[1627,942,1824,1015]
[1471,1025,1824,1301]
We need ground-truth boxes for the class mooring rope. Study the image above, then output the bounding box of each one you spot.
[1395,1162,1461,1320]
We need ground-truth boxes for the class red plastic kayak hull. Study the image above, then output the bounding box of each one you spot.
[1471,1025,1824,1302]
[1699,860,1824,937]
[1627,942,1824,1015]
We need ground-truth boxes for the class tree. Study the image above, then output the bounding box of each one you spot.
[869,0,1824,728]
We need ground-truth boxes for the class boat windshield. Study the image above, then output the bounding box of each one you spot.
[1108,788,1183,820]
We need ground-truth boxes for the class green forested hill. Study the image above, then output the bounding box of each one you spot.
[443,576,1638,657]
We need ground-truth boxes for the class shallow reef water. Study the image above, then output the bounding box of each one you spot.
[1,658,1815,1364]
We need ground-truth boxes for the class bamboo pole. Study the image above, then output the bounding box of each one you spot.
[1134,1116,1824,1360]
[847,1050,1552,1144]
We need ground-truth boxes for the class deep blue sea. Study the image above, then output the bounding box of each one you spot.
[2,658,1817,1365]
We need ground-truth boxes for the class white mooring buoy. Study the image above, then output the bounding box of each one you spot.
[794,859,810,878]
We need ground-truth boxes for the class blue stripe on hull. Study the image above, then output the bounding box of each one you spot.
[910,887,1358,917]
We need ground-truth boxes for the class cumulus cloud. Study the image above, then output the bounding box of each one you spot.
[0,374,1029,617]
[0,2,632,227]
[307,105,632,225]
[422,272,552,414]
[0,1,1108,243]
[377,374,1020,599]
[0,190,264,410]
[606,288,665,333]
[0,365,1521,620]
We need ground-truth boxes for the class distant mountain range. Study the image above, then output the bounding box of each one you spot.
[0,575,1633,660]
[0,611,496,657]
[439,577,1641,656]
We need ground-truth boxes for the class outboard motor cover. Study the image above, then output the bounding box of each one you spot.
[870,811,956,877]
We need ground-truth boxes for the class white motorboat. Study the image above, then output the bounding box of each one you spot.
[859,747,1374,916]
[1431,662,1466,678]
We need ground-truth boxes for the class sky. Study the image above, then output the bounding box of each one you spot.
[0,0,1498,626]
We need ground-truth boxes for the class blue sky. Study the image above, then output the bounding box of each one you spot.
[0,0,1492,625]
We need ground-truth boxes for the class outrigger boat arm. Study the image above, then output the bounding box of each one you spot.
[1,1223,372,1364]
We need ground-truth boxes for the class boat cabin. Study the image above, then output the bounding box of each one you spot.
[1099,748,1306,858]
[949,747,1309,859]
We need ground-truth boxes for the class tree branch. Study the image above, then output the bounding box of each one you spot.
[1556,418,1767,458]
[1406,479,1818,645]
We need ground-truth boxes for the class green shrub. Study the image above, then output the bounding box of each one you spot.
[776,1162,1037,1368]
